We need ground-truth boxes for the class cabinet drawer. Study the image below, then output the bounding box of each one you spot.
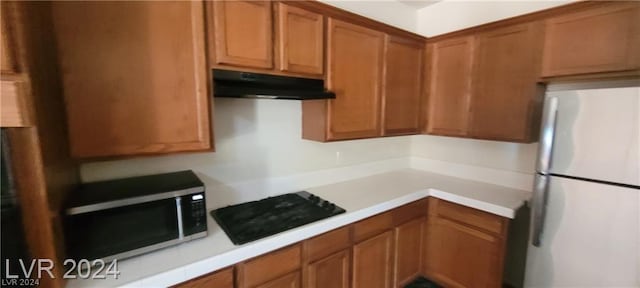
[304,226,351,262]
[353,212,392,243]
[255,271,300,288]
[238,244,301,287]
[392,199,428,226]
[173,267,233,288]
[429,198,505,235]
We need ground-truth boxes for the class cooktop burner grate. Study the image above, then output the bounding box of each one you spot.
[210,191,345,245]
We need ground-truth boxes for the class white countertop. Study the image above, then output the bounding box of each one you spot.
[67,168,530,288]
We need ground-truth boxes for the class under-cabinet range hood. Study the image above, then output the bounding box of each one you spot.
[212,69,335,100]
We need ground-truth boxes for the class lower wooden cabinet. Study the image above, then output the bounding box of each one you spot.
[255,271,300,288]
[394,217,425,287]
[352,231,393,288]
[305,249,350,288]
[173,267,234,288]
[236,244,301,288]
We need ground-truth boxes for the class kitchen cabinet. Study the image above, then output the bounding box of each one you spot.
[51,1,211,158]
[305,249,350,288]
[382,35,423,136]
[302,18,385,141]
[276,3,324,75]
[426,36,474,137]
[212,1,273,69]
[352,231,393,288]
[393,217,425,287]
[173,267,234,288]
[424,198,509,288]
[542,2,640,77]
[1,8,32,128]
[236,244,301,288]
[469,22,544,142]
[255,271,300,288]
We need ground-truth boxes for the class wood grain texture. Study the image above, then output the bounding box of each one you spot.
[237,244,301,288]
[305,249,350,288]
[1,77,31,127]
[353,211,393,243]
[51,1,211,158]
[303,226,351,263]
[352,231,393,288]
[276,3,324,75]
[542,1,640,77]
[469,22,544,143]
[391,198,428,226]
[326,18,384,140]
[255,271,300,288]
[213,1,273,69]
[173,267,234,288]
[426,36,474,137]
[431,198,506,236]
[393,217,425,287]
[382,35,423,136]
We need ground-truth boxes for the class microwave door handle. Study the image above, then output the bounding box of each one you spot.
[176,197,184,240]
[531,174,550,247]
[537,96,559,174]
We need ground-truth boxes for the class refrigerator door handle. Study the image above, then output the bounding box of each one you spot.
[531,174,549,247]
[537,96,559,174]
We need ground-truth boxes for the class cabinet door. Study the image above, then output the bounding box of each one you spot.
[276,3,323,75]
[352,231,393,288]
[173,267,234,288]
[425,217,505,288]
[394,217,424,287]
[213,1,273,69]
[327,18,384,140]
[383,36,423,136]
[51,1,211,158]
[427,36,474,137]
[542,2,640,77]
[305,249,350,288]
[255,271,300,288]
[470,22,543,142]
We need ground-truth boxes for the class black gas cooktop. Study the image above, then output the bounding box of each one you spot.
[210,191,345,245]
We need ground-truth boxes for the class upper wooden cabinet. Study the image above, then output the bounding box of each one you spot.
[276,3,324,75]
[469,22,544,142]
[382,36,423,136]
[542,2,640,77]
[302,18,384,141]
[51,1,211,158]
[426,36,474,137]
[212,1,273,69]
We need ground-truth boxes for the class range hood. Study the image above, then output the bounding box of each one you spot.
[213,69,335,100]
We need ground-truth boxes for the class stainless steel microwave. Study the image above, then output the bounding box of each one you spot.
[63,170,207,262]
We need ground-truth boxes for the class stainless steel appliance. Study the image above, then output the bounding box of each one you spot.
[526,80,640,287]
[63,170,207,262]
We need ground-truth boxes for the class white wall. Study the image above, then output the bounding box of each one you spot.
[416,0,572,37]
[319,0,417,32]
[81,99,411,184]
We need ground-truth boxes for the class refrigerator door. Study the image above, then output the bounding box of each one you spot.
[524,176,639,287]
[544,83,640,186]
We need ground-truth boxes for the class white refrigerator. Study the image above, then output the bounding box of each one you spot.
[525,80,640,288]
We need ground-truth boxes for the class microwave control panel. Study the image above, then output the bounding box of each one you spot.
[182,193,207,236]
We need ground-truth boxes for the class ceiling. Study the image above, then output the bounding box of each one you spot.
[396,0,441,9]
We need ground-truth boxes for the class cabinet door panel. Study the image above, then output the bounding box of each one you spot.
[470,22,543,142]
[394,217,424,287]
[427,37,474,137]
[542,2,640,76]
[425,217,504,288]
[277,3,323,75]
[173,267,233,288]
[255,271,300,288]
[327,18,384,140]
[51,1,211,158]
[213,1,273,69]
[383,36,423,136]
[352,231,393,288]
[305,249,350,288]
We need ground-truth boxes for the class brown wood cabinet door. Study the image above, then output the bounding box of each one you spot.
[255,271,300,288]
[213,1,273,69]
[173,267,234,288]
[394,217,424,287]
[51,1,211,158]
[427,36,474,137]
[424,217,505,288]
[382,36,423,136]
[276,3,323,75]
[469,22,543,142]
[352,231,393,288]
[305,249,350,288]
[327,18,384,140]
[542,2,640,77]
